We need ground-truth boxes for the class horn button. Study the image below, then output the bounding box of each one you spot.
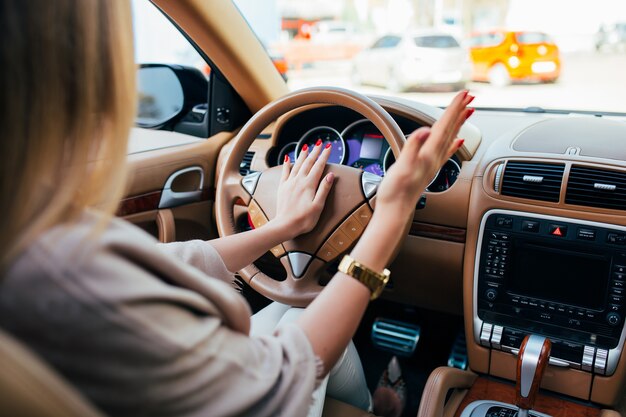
[250,164,374,276]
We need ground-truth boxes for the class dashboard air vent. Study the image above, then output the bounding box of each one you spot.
[500,162,565,202]
[239,151,255,176]
[565,166,626,211]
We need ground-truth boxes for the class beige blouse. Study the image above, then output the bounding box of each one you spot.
[0,212,318,417]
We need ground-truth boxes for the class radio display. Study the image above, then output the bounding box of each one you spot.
[509,242,610,310]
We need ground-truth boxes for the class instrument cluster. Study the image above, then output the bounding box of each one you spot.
[274,119,461,193]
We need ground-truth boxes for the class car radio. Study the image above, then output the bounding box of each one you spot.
[473,209,626,376]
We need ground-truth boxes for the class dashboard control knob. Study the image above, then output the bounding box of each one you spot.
[485,288,498,301]
[607,312,621,326]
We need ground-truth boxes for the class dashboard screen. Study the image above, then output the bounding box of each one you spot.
[360,133,384,160]
[509,242,610,310]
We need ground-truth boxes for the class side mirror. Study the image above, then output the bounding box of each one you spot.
[135,64,209,136]
[136,65,184,128]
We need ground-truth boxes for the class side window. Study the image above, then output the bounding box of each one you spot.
[371,37,389,49]
[132,0,206,73]
[371,36,401,49]
[131,0,249,138]
[385,36,402,48]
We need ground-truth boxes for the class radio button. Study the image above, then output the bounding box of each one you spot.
[522,220,540,233]
[496,216,513,228]
[609,295,624,304]
[613,280,625,288]
[615,265,626,274]
[585,311,597,320]
[577,228,596,241]
[557,306,566,313]
[612,287,625,296]
[614,272,625,281]
[568,318,582,327]
[547,304,557,311]
[529,300,539,307]
[609,304,622,312]
[575,310,586,318]
[485,289,498,301]
[607,312,622,326]
[607,233,626,245]
[520,299,529,306]
[485,274,502,281]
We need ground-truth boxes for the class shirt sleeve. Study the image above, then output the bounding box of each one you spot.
[157,240,236,285]
[3,240,319,417]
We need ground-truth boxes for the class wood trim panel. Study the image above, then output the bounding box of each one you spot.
[454,378,601,417]
[117,191,162,216]
[409,221,466,243]
[117,188,215,216]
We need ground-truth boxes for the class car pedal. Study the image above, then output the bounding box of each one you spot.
[371,318,420,357]
[447,330,468,370]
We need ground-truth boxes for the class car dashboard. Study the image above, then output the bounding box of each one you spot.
[230,98,626,408]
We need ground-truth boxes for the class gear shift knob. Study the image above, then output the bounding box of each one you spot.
[515,335,552,417]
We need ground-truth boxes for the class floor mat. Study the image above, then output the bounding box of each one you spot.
[353,300,464,417]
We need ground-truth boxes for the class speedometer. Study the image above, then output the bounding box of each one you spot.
[296,126,346,164]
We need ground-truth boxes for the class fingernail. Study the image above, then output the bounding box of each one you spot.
[326,172,334,183]
[302,144,308,152]
[315,139,322,146]
[457,139,465,148]
[466,108,475,119]
[467,95,475,104]
[462,90,469,97]
[284,154,289,163]
[325,143,331,149]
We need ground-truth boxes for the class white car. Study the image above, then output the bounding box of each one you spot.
[352,31,471,92]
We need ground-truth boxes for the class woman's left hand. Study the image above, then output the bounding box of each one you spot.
[270,140,335,240]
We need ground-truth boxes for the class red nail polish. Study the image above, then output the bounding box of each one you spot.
[457,139,465,148]
[302,144,308,152]
[325,143,331,149]
[315,139,322,146]
[467,95,475,104]
[466,108,475,119]
[284,154,289,163]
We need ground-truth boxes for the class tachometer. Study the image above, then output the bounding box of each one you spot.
[383,147,395,175]
[276,142,297,165]
[426,159,461,192]
[296,126,346,164]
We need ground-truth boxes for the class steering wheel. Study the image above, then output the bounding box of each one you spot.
[216,87,407,307]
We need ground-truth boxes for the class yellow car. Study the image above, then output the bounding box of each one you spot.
[469,30,561,86]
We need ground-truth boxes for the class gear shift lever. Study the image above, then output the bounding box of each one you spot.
[515,335,552,417]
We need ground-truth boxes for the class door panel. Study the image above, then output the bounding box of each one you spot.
[120,128,236,242]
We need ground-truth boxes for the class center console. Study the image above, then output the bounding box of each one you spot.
[474,209,626,376]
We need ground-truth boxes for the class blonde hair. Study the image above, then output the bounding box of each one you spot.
[0,0,136,270]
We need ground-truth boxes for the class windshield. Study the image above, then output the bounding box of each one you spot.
[234,0,626,114]
[414,35,460,48]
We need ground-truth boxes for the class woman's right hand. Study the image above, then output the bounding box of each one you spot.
[375,90,474,219]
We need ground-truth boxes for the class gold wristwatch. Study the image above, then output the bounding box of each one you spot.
[338,255,390,300]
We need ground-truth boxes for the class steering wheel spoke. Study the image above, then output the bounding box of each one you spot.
[361,171,383,199]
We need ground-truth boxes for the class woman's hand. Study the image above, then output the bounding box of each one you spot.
[376,90,474,218]
[297,92,475,377]
[270,140,335,240]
